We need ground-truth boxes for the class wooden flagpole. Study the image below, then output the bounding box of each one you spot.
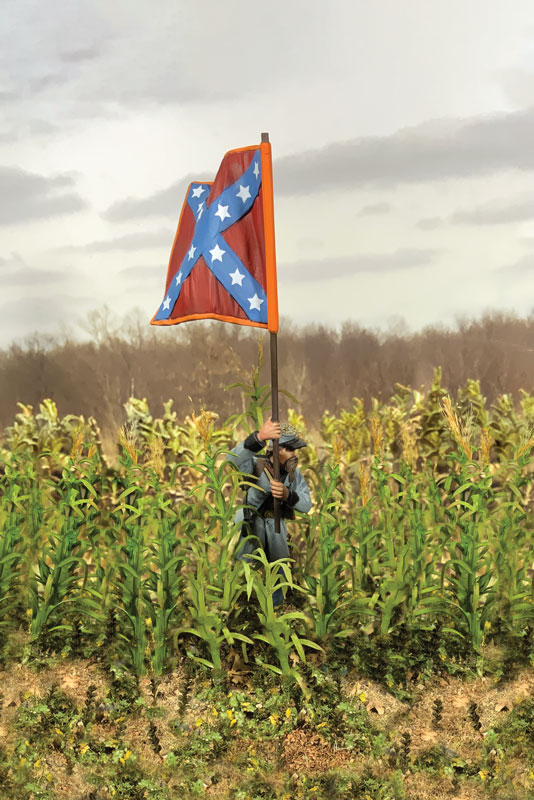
[260,131,281,535]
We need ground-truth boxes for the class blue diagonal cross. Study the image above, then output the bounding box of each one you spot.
[154,150,266,323]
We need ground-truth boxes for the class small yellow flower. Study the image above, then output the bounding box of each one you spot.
[310,787,319,793]
[484,621,491,631]
[124,750,131,761]
[34,759,41,768]
[45,772,53,782]
[19,757,27,767]
[226,709,234,720]
[317,722,327,729]
[285,708,292,719]
[55,728,63,736]
[241,702,252,711]
[211,707,219,717]
[230,718,237,727]
[80,745,89,755]
[26,608,32,617]
[145,617,152,628]
[24,740,30,747]
[269,714,279,726]
[195,718,202,727]
[479,770,487,781]
[359,692,367,703]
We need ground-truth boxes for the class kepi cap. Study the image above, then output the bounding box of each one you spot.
[278,423,307,450]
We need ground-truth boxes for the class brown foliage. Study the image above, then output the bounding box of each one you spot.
[1,308,534,438]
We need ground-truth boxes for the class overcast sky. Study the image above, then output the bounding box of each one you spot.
[2,0,534,347]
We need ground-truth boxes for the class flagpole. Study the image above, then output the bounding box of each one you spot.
[261,131,281,536]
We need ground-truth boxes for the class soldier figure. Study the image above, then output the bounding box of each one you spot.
[227,418,312,607]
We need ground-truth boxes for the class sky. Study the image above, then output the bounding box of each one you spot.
[2,0,534,347]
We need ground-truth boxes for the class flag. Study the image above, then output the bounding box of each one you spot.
[151,142,278,333]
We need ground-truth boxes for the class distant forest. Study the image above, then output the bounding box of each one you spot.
[2,308,534,437]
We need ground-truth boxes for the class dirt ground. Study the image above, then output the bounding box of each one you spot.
[1,652,534,799]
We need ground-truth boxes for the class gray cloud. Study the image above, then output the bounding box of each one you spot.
[274,109,534,195]
[1,0,321,118]
[500,254,534,275]
[119,264,162,280]
[416,217,444,230]
[0,254,69,287]
[108,107,534,222]
[451,198,534,225]
[103,175,210,221]
[282,248,441,283]
[358,202,392,216]
[0,293,93,346]
[60,229,174,253]
[0,166,86,224]
[60,45,102,64]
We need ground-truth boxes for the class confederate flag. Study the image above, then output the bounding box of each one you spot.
[151,144,278,332]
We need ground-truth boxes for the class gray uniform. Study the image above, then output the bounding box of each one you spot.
[227,432,312,562]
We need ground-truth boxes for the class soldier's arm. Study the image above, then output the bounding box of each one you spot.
[226,432,265,474]
[226,417,281,473]
[285,470,312,513]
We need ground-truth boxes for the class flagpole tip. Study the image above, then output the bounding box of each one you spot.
[261,132,270,143]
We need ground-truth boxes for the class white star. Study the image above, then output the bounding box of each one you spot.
[175,271,183,286]
[236,184,251,203]
[248,293,263,311]
[191,185,205,198]
[214,203,231,222]
[229,268,244,286]
[197,201,204,219]
[209,243,226,262]
[162,296,171,311]
[253,161,260,179]
[188,244,196,260]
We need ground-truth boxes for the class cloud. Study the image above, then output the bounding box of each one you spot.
[358,202,392,216]
[119,264,162,280]
[0,166,86,224]
[274,109,534,195]
[416,217,444,230]
[59,229,174,253]
[103,175,210,221]
[0,293,93,347]
[451,198,534,225]
[1,0,322,119]
[60,45,102,64]
[500,254,534,275]
[0,254,65,287]
[281,248,441,283]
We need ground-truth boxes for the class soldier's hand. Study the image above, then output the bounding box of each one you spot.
[269,478,289,500]
[258,417,282,442]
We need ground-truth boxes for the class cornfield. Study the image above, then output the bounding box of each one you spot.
[2,363,534,682]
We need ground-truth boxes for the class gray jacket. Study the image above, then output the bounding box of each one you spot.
[227,431,312,562]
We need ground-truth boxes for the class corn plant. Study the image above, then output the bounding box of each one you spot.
[175,562,253,670]
[143,469,187,674]
[28,466,90,641]
[242,550,322,676]
[439,462,497,650]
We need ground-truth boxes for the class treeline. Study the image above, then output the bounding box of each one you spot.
[1,308,534,437]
